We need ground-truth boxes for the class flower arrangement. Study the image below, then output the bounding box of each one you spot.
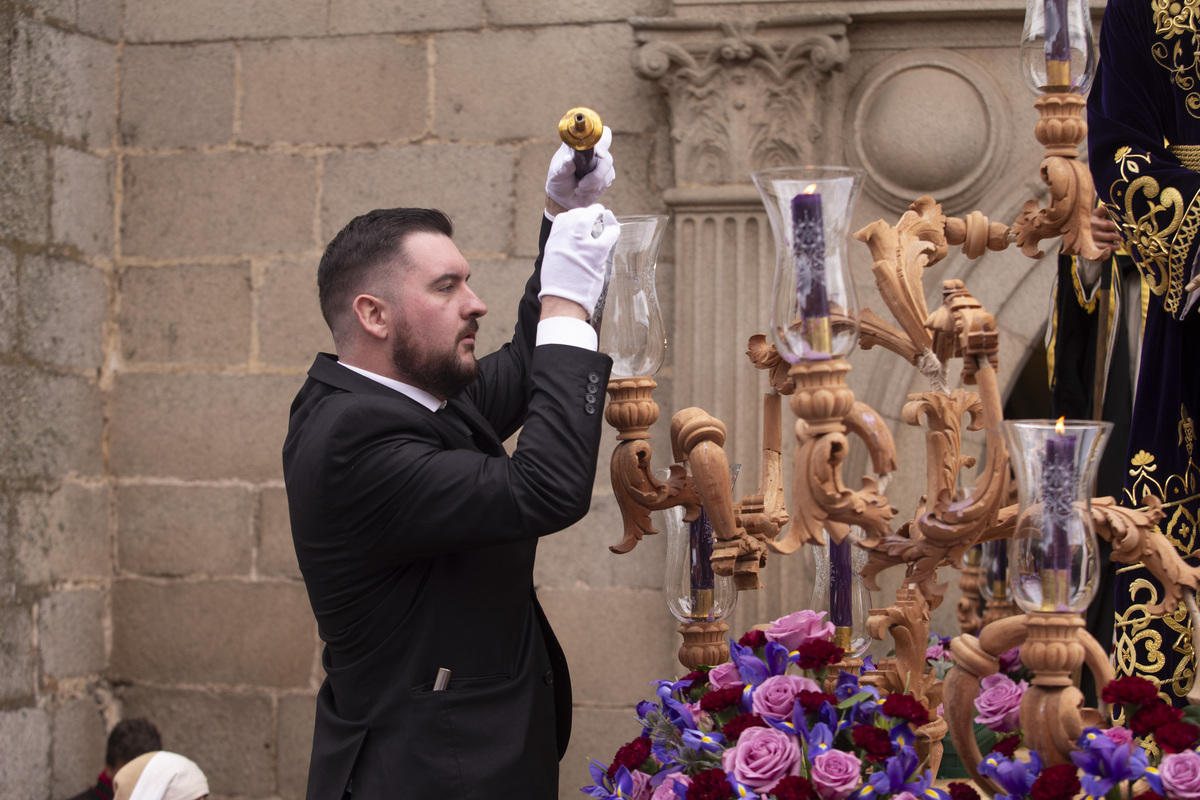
[583,611,961,800]
[971,646,1028,758]
[968,674,1200,800]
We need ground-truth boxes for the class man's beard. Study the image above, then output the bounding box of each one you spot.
[391,318,480,400]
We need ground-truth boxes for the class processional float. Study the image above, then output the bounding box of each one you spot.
[582,0,1200,792]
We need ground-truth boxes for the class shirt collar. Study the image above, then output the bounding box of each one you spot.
[338,362,446,412]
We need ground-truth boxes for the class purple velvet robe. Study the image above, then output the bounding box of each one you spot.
[1088,0,1200,707]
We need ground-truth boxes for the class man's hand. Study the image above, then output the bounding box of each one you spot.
[1090,204,1122,262]
[545,126,615,213]
[539,204,620,319]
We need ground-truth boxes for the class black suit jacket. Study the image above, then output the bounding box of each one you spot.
[283,217,612,800]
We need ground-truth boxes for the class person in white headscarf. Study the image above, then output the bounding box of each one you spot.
[111,751,209,800]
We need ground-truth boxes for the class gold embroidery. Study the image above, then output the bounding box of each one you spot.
[1151,0,1200,116]
[1113,576,1194,700]
[1169,143,1200,171]
[1105,150,1199,314]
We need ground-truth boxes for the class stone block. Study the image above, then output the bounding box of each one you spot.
[52,145,115,257]
[328,0,482,34]
[434,25,658,142]
[534,492,666,591]
[109,372,298,481]
[51,696,107,800]
[258,486,301,580]
[9,18,116,146]
[536,587,678,705]
[465,258,523,359]
[111,579,315,687]
[118,263,252,365]
[117,484,253,576]
[0,366,103,478]
[241,37,427,146]
[39,589,106,678]
[0,707,50,799]
[0,603,35,701]
[0,246,16,353]
[277,693,316,800]
[119,43,235,149]
[77,0,123,41]
[321,144,513,255]
[121,151,316,259]
[123,0,326,42]
[0,124,49,244]
[558,706,641,800]
[118,686,274,797]
[487,0,667,26]
[13,480,110,584]
[20,254,107,368]
[257,256,334,368]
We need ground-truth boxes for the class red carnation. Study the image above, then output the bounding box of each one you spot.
[948,782,981,800]
[1101,675,1161,707]
[686,768,732,800]
[739,629,768,649]
[700,686,744,713]
[721,712,768,741]
[1134,791,1165,800]
[881,693,931,726]
[681,670,707,697]
[1130,701,1184,737]
[991,734,1022,757]
[1030,763,1081,800]
[795,639,845,671]
[797,690,838,714]
[1156,721,1200,754]
[772,776,818,800]
[851,724,894,762]
[606,736,651,780]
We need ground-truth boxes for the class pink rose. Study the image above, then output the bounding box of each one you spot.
[974,673,1026,732]
[752,674,822,719]
[721,726,802,792]
[628,769,653,800]
[926,642,947,661]
[765,610,836,652]
[998,646,1022,673]
[709,662,744,690]
[650,773,691,800]
[1104,726,1133,747]
[810,749,863,800]
[1162,751,1200,800]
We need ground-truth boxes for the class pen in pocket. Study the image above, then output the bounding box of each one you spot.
[433,667,451,691]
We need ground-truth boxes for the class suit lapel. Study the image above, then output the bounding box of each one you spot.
[446,397,505,456]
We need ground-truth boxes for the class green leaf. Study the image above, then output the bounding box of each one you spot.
[838,691,874,709]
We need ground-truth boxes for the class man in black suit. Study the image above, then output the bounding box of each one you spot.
[283,133,619,799]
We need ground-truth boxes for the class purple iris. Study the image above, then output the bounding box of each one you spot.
[1070,726,1147,797]
[978,751,1042,800]
[801,720,835,756]
[682,728,726,753]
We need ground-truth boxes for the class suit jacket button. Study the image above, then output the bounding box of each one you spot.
[588,372,601,384]
[585,393,597,404]
[587,383,599,394]
[543,670,554,685]
[585,403,596,414]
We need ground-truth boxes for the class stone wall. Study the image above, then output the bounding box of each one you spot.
[0,1,1096,798]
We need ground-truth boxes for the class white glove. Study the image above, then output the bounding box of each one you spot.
[539,204,621,318]
[545,126,616,211]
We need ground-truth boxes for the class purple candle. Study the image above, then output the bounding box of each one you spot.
[690,508,715,620]
[1043,0,1071,87]
[829,537,853,628]
[790,186,831,355]
[1043,418,1076,607]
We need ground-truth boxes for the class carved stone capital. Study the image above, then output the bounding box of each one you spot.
[630,16,850,184]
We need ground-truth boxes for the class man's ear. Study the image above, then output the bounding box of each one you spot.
[351,293,390,341]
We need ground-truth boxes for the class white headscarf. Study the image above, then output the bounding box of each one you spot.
[112,751,209,800]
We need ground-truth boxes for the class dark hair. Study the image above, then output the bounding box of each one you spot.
[106,717,162,769]
[317,208,454,339]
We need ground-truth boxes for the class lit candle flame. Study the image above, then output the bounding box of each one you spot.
[1055,416,1066,435]
[803,183,818,195]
